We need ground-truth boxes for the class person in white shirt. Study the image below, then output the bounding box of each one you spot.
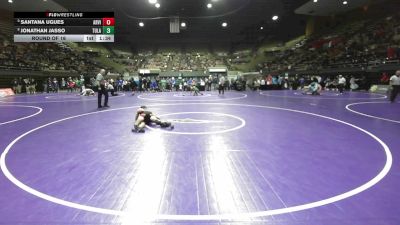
[254,79,261,91]
[96,69,109,108]
[218,76,226,94]
[350,76,359,91]
[260,78,266,88]
[389,70,400,102]
[316,76,322,83]
[207,75,212,91]
[338,75,346,94]
[200,78,205,91]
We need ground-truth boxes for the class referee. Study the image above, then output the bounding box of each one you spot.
[96,69,109,108]
[389,70,400,103]
[338,75,346,94]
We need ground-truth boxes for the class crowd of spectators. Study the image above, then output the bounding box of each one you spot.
[245,73,374,93]
[3,12,400,94]
[132,51,255,72]
[133,51,230,72]
[9,71,376,95]
[258,12,400,73]
[0,34,102,73]
[9,73,247,95]
[108,75,240,93]
[10,75,90,94]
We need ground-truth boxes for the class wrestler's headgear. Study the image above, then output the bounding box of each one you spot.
[137,108,144,113]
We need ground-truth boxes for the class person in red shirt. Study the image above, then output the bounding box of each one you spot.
[387,47,396,59]
[380,72,390,84]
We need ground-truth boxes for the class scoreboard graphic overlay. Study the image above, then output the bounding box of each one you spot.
[14,12,115,42]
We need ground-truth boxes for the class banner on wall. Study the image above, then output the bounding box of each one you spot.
[0,88,15,97]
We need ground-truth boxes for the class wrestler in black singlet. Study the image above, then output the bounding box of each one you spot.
[143,111,152,124]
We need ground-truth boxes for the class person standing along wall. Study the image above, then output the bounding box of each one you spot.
[218,75,225,95]
[338,75,346,94]
[207,76,212,91]
[11,78,18,94]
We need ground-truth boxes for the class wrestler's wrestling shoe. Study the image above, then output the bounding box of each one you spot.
[160,122,174,130]
[132,126,145,133]
[160,122,168,128]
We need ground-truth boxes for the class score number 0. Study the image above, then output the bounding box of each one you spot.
[102,18,115,26]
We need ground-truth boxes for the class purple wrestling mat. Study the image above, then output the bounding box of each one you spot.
[0,90,398,225]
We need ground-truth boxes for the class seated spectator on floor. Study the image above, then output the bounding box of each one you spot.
[107,82,118,96]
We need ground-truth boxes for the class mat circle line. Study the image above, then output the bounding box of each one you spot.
[0,102,392,221]
[145,111,245,135]
[138,93,247,102]
[173,93,212,98]
[0,105,43,126]
[260,91,387,100]
[293,92,340,96]
[345,101,400,124]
